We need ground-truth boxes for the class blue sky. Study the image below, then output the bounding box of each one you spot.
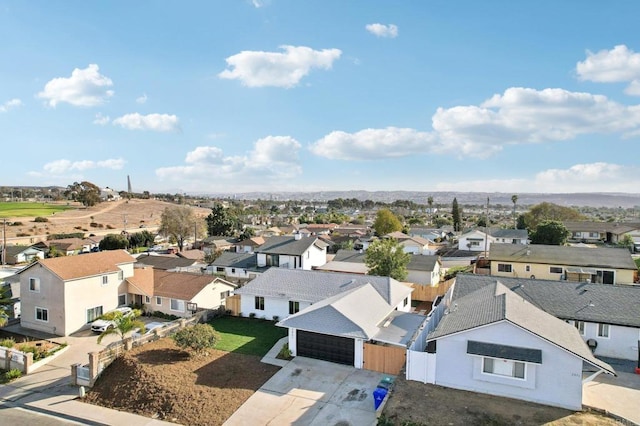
[1,1,640,195]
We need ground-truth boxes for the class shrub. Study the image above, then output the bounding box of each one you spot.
[249,312,256,319]
[0,338,16,348]
[172,324,218,356]
[16,233,30,237]
[151,311,180,321]
[106,224,115,229]
[17,344,48,361]
[272,315,280,322]
[277,343,292,360]
[10,221,23,226]
[90,222,99,228]
[4,369,22,381]
[34,217,49,223]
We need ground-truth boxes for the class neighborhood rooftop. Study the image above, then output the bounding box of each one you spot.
[23,250,135,281]
[256,235,326,256]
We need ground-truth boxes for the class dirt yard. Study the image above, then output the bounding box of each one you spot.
[83,338,280,425]
[3,199,211,243]
[381,374,623,426]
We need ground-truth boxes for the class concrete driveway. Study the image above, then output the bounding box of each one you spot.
[583,370,640,425]
[224,357,390,426]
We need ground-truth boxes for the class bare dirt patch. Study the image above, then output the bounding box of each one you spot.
[83,338,280,426]
[381,374,622,426]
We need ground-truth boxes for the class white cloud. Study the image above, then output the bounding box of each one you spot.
[0,98,22,112]
[156,136,302,190]
[112,113,180,132]
[250,0,268,7]
[365,23,398,38]
[311,87,640,160]
[37,64,114,107]
[310,127,436,160]
[93,113,110,125]
[576,45,640,96]
[433,162,639,193]
[219,45,342,88]
[42,158,125,174]
[136,93,148,104]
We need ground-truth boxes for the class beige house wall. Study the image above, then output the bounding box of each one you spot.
[20,266,66,336]
[490,261,636,284]
[64,272,122,335]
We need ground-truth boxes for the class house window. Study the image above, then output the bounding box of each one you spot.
[216,267,224,273]
[525,265,531,272]
[118,294,126,306]
[597,323,610,338]
[35,307,49,322]
[267,254,279,267]
[170,299,185,312]
[403,297,409,307]
[574,321,585,335]
[231,268,236,274]
[469,241,480,247]
[86,306,103,323]
[118,270,124,280]
[482,357,525,379]
[145,296,151,304]
[156,296,162,305]
[255,296,265,311]
[497,263,512,273]
[549,266,563,274]
[29,278,40,293]
[289,301,300,314]
[102,275,109,286]
[220,291,230,300]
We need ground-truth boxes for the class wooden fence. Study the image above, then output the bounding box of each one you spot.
[225,294,241,316]
[410,278,455,302]
[363,343,406,375]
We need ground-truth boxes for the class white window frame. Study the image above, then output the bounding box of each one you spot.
[86,306,103,323]
[170,298,185,312]
[29,277,40,293]
[35,306,49,322]
[597,323,610,338]
[156,296,162,305]
[255,296,265,311]
[289,300,300,315]
[574,320,585,336]
[525,265,531,272]
[118,270,124,280]
[118,294,127,306]
[145,295,151,304]
[482,357,526,380]
[497,263,512,273]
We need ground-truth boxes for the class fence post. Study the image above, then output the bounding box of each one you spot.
[3,348,9,371]
[71,363,80,386]
[124,337,133,351]
[23,352,33,375]
[88,351,99,385]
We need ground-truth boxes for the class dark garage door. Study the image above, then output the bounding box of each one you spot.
[296,330,355,366]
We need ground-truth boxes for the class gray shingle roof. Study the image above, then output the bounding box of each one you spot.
[135,254,197,270]
[453,274,640,328]
[234,268,412,307]
[256,236,323,256]
[489,228,529,239]
[211,252,257,269]
[563,221,640,235]
[333,249,366,263]
[429,281,614,375]
[489,243,637,270]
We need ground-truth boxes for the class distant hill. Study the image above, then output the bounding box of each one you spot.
[204,191,640,208]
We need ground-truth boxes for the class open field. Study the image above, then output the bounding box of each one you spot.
[0,202,75,218]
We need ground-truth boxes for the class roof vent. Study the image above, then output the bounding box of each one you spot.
[382,318,392,328]
[526,249,530,256]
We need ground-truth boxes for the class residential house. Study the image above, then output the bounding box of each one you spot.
[421,279,615,410]
[489,244,638,284]
[202,236,237,254]
[126,267,236,317]
[255,235,327,270]
[234,236,265,253]
[451,274,640,361]
[208,252,261,281]
[458,228,528,254]
[235,268,421,371]
[99,187,121,201]
[16,250,136,336]
[408,227,449,242]
[33,237,98,256]
[135,253,201,271]
[3,245,44,265]
[564,221,640,244]
[385,231,439,255]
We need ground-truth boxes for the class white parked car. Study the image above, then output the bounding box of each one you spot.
[90,306,134,333]
[132,321,166,338]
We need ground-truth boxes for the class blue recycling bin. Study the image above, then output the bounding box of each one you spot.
[373,387,388,409]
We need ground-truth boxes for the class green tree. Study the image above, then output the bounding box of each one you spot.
[529,220,570,245]
[511,194,518,229]
[64,181,101,207]
[451,198,462,232]
[172,323,218,356]
[522,202,585,230]
[160,205,199,252]
[365,238,411,281]
[205,204,238,237]
[619,234,634,251]
[96,309,146,344]
[238,226,255,241]
[373,209,403,236]
[99,234,130,250]
[0,285,12,326]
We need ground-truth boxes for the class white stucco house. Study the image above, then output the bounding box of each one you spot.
[16,250,136,336]
[458,228,529,253]
[234,268,422,370]
[208,252,261,280]
[417,277,615,410]
[255,235,327,270]
[3,245,45,265]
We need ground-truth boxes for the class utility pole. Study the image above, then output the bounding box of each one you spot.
[483,197,489,260]
[122,214,128,233]
[2,219,6,267]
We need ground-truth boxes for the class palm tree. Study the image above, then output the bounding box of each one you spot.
[511,194,518,229]
[97,309,146,344]
[427,196,434,225]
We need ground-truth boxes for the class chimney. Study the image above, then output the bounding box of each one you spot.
[294,232,302,240]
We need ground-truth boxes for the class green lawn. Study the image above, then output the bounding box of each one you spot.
[210,316,287,357]
[0,202,74,218]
